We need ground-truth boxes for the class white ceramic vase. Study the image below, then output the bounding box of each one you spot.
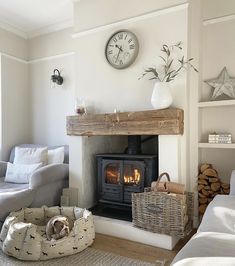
[151,82,173,110]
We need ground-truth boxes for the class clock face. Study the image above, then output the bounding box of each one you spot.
[105,30,139,69]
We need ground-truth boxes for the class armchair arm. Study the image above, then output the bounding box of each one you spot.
[229,170,235,195]
[29,163,69,189]
[0,161,8,177]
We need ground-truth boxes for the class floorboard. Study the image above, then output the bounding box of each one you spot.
[92,231,195,265]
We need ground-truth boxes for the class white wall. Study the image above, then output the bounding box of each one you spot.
[0,27,28,60]
[202,19,235,101]
[74,0,186,32]
[29,54,75,145]
[28,28,73,60]
[0,27,29,160]
[0,55,30,160]
[202,0,235,20]
[0,26,74,154]
[74,7,188,113]
[28,28,75,146]
[69,0,190,207]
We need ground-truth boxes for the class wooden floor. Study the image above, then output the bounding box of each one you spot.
[92,232,195,265]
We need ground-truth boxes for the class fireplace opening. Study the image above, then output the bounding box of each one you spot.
[105,163,142,185]
[91,135,158,221]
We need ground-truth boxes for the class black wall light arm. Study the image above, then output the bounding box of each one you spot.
[51,69,63,85]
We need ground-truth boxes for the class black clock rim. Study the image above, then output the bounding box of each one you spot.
[105,29,139,69]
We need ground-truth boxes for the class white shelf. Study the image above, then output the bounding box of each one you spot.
[199,143,235,149]
[198,99,235,108]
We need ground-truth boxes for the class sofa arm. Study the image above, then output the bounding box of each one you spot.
[229,170,235,195]
[0,161,7,177]
[29,164,69,189]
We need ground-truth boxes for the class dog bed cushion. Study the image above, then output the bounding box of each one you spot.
[0,206,95,261]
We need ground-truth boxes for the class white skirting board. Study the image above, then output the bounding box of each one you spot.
[93,215,179,250]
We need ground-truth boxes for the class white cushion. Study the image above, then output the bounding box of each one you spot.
[14,147,48,165]
[5,162,43,183]
[172,232,235,266]
[48,147,64,164]
[198,195,235,234]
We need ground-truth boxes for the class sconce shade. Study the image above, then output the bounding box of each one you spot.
[51,69,63,85]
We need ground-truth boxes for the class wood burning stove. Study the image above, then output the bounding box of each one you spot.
[95,154,158,219]
[92,136,158,221]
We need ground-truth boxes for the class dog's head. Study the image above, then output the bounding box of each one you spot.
[53,216,70,235]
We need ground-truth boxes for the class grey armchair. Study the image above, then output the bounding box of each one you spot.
[0,144,69,227]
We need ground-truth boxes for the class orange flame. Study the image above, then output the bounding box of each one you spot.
[124,169,141,185]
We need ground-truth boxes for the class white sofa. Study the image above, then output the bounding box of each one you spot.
[172,170,235,266]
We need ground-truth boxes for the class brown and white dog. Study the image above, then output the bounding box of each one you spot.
[46,215,70,241]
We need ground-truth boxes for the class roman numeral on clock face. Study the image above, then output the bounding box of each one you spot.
[118,33,123,40]
[108,50,113,54]
[130,44,135,50]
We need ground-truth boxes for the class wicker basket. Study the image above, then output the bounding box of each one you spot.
[132,173,194,238]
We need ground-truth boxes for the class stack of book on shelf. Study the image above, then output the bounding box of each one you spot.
[208,133,232,144]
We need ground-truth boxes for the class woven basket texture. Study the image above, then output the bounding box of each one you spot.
[132,191,194,238]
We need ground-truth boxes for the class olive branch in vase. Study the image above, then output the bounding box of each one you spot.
[139,42,198,82]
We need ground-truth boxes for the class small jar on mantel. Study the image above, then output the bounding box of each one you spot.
[75,97,86,115]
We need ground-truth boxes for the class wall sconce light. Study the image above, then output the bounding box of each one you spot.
[51,69,63,86]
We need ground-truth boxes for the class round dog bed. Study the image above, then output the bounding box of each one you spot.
[0,206,95,261]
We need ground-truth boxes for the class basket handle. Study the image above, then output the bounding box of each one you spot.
[154,172,171,191]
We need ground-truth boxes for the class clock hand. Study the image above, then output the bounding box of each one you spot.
[115,44,123,52]
[115,48,122,63]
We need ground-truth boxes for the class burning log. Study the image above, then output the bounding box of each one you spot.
[198,164,230,217]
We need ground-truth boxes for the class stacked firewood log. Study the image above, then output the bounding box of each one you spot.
[198,163,230,216]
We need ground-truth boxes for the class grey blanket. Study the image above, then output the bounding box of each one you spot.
[0,182,28,193]
[0,181,34,226]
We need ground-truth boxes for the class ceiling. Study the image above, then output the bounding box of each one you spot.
[0,0,74,39]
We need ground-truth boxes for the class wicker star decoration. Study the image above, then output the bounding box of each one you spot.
[205,67,235,100]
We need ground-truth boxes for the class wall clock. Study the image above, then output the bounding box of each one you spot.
[105,30,139,69]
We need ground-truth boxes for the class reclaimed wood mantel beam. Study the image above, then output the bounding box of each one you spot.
[66,108,184,136]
